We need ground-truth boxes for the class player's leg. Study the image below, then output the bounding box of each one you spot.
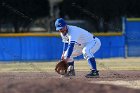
[88,38,101,71]
[66,57,75,76]
[82,37,101,78]
[63,55,75,76]
[63,46,83,76]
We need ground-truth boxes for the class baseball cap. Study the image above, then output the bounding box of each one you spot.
[55,18,67,31]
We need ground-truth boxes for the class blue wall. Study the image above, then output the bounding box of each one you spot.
[125,19,140,57]
[97,36,125,58]
[0,36,124,61]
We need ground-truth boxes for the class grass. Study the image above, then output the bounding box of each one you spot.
[0,58,140,72]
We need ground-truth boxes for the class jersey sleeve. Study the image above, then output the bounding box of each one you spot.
[63,42,68,51]
[66,41,75,58]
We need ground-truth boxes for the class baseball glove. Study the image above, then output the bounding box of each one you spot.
[55,60,68,75]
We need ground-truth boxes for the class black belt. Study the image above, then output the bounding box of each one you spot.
[93,36,96,39]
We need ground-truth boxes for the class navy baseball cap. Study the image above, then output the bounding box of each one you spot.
[55,18,67,31]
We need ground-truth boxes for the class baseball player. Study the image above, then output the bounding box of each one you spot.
[55,18,101,78]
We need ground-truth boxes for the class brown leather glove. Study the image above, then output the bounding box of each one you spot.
[55,60,68,75]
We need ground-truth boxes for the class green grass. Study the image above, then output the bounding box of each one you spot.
[0,58,140,72]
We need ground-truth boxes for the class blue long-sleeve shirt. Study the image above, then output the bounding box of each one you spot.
[63,43,68,51]
[63,41,75,58]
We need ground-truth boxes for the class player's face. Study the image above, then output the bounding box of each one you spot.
[58,26,67,35]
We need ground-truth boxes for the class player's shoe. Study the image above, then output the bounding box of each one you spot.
[85,70,99,78]
[65,65,75,77]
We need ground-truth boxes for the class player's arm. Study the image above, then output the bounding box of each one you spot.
[65,32,78,60]
[60,33,69,59]
[63,42,68,51]
[66,41,75,58]
[61,42,68,60]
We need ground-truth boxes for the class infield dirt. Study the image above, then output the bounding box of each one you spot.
[0,70,140,93]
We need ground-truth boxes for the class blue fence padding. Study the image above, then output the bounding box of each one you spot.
[0,36,63,61]
[97,36,125,58]
[0,37,21,61]
[125,20,140,56]
[0,36,124,61]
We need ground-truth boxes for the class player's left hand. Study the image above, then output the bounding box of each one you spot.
[55,60,68,75]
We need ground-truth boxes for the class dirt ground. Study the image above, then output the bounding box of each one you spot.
[0,70,140,93]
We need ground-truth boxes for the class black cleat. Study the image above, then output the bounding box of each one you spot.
[65,65,75,77]
[85,70,99,78]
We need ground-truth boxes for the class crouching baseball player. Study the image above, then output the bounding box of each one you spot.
[55,18,101,78]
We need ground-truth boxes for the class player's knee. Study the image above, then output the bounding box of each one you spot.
[82,48,88,59]
[83,55,93,60]
[82,47,87,54]
[82,48,94,60]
